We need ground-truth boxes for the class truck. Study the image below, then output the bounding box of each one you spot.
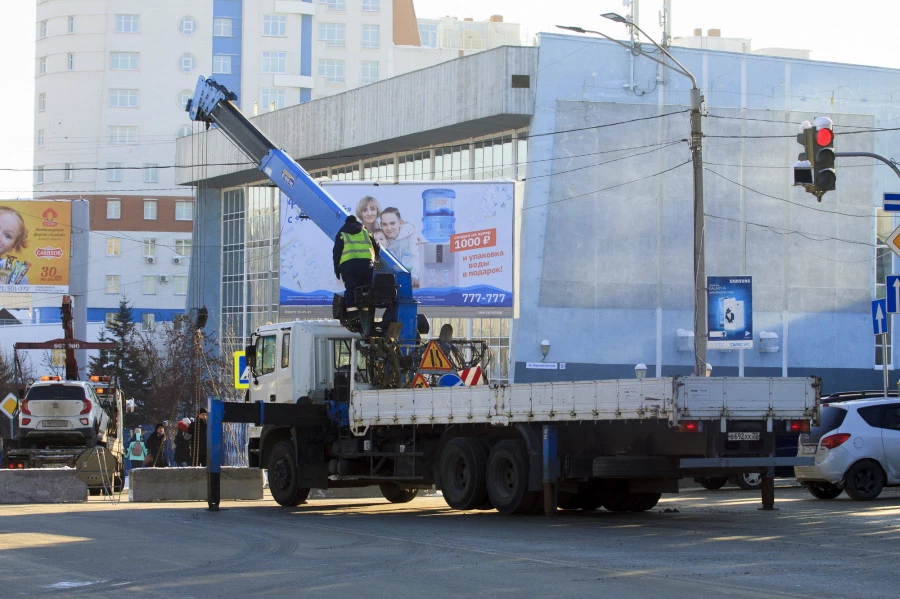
[186,76,819,513]
[1,297,125,494]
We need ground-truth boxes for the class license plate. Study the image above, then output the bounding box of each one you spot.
[41,420,69,428]
[800,445,817,455]
[727,432,760,441]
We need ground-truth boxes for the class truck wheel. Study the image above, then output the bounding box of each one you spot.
[438,437,488,510]
[805,482,842,499]
[696,477,728,490]
[559,483,603,510]
[485,439,539,515]
[602,491,632,512]
[736,472,763,490]
[268,441,310,507]
[844,460,885,501]
[629,493,661,512]
[380,483,418,504]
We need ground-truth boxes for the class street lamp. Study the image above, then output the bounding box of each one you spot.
[557,17,707,376]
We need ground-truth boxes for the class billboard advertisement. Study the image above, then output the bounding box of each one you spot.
[0,201,71,293]
[707,276,753,350]
[279,181,514,317]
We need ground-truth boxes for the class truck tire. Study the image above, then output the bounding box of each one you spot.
[485,439,539,515]
[558,483,603,510]
[268,441,310,507]
[696,477,728,490]
[805,482,842,500]
[628,492,661,512]
[601,491,632,512]
[438,437,488,510]
[380,483,418,504]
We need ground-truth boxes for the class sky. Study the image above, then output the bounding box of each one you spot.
[1,0,898,200]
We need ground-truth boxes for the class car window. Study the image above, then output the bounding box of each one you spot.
[883,406,900,431]
[815,405,847,433]
[26,385,86,401]
[857,405,887,428]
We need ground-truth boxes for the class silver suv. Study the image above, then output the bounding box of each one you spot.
[17,377,110,447]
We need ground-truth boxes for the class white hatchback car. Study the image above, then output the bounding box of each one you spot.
[795,397,900,500]
[17,377,110,447]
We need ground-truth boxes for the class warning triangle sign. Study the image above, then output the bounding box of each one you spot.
[410,373,430,388]
[419,340,454,372]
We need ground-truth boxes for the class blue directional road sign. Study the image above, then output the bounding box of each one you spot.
[873,299,889,335]
[887,276,900,314]
[884,193,900,212]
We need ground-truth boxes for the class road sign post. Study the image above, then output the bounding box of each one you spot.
[873,299,890,397]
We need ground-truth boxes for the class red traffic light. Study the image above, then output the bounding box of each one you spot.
[816,127,833,146]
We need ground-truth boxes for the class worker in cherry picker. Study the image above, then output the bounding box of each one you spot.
[333,214,380,314]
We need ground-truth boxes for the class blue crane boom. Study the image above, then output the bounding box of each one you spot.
[186,76,418,342]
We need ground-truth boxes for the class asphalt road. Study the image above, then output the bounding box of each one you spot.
[1,483,899,598]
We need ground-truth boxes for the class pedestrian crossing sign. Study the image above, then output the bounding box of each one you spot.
[234,351,249,389]
[419,341,454,372]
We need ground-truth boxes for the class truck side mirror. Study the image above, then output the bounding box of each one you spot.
[245,345,256,370]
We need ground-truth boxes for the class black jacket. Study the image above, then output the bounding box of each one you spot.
[333,219,380,277]
[174,429,190,464]
[146,432,167,467]
[186,418,208,466]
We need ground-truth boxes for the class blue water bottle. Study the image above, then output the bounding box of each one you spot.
[422,188,456,243]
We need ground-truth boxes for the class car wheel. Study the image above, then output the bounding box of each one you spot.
[844,460,885,501]
[696,477,728,490]
[805,482,843,500]
[735,472,763,490]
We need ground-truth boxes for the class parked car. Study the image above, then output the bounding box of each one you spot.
[694,431,800,491]
[17,377,110,447]
[795,394,900,501]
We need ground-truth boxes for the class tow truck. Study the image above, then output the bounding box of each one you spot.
[186,76,818,513]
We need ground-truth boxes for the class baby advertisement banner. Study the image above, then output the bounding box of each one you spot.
[279,181,514,315]
[0,201,71,293]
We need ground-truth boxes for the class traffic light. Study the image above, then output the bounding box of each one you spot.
[812,117,835,194]
[793,122,815,192]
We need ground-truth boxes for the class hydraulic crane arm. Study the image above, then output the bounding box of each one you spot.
[186,76,418,341]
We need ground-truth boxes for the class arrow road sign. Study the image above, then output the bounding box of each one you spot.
[885,193,900,212]
[873,298,889,335]
[888,276,900,314]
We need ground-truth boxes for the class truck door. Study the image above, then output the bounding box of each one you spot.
[253,333,278,403]
[276,331,294,403]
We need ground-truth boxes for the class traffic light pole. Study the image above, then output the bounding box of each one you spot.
[834,152,900,180]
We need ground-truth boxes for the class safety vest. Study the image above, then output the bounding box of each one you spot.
[340,229,375,264]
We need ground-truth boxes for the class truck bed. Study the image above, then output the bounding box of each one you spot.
[349,376,819,434]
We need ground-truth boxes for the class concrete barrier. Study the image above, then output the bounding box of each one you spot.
[0,469,87,504]
[130,467,263,502]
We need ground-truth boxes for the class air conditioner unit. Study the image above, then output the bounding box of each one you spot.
[158,275,170,284]
[172,256,182,265]
[145,256,155,264]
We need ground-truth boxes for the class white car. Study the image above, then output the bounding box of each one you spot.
[795,396,900,500]
[17,377,110,447]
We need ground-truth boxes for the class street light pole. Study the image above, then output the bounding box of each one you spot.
[557,16,707,376]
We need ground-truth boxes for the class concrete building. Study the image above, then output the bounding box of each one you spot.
[29,0,520,327]
[176,31,900,392]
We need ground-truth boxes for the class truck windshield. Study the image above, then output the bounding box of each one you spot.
[255,335,277,375]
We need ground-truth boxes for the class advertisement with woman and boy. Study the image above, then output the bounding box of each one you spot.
[0,201,71,293]
[279,181,514,315]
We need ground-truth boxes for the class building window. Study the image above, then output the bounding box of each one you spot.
[38,93,46,112]
[179,89,193,110]
[362,0,380,12]
[68,16,75,34]
[144,200,157,221]
[175,239,193,256]
[39,20,48,39]
[174,275,188,295]
[418,23,438,48]
[107,238,120,257]
[179,53,195,72]
[108,126,137,144]
[317,59,344,83]
[318,23,345,47]
[398,151,430,181]
[319,0,345,9]
[107,199,121,219]
[212,55,233,74]
[35,166,45,185]
[179,16,197,35]
[106,275,120,294]
[176,125,193,139]
[361,24,379,49]
[260,89,285,112]
[144,239,157,259]
[37,130,45,147]
[262,51,286,74]
[109,88,138,107]
[110,52,139,70]
[141,313,155,330]
[64,163,73,182]
[115,14,140,33]
[144,164,159,183]
[107,162,122,182]
[263,15,287,37]
[66,53,74,71]
[362,157,394,181]
[38,57,46,75]
[105,312,117,325]
[175,201,193,221]
[360,61,378,84]
[142,276,157,296]
[214,18,233,37]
